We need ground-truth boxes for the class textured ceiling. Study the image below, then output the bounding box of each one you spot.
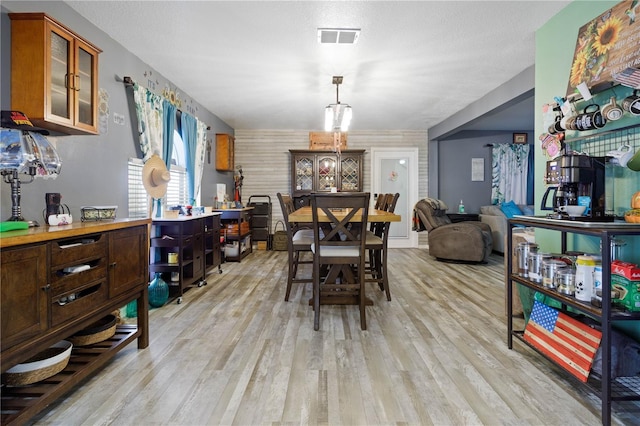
[64,0,570,132]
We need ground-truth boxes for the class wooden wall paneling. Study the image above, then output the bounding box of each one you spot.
[234,130,429,247]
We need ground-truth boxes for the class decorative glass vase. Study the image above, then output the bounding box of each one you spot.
[148,272,169,308]
[125,300,137,318]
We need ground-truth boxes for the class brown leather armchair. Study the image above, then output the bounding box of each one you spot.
[413,198,493,263]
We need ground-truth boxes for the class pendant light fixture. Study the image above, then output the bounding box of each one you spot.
[324,76,352,132]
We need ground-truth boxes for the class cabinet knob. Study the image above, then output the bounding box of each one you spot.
[110,262,117,268]
[41,284,50,291]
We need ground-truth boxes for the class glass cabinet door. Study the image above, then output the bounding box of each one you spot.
[340,156,360,191]
[48,27,72,122]
[295,156,314,191]
[317,156,337,191]
[76,42,96,127]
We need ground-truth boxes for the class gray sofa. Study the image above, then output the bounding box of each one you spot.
[479,204,534,254]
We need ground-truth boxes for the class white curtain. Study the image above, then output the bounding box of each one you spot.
[132,84,164,160]
[491,144,530,204]
[194,120,207,205]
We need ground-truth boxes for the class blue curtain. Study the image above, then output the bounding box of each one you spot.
[181,112,198,205]
[156,100,176,217]
[162,100,176,170]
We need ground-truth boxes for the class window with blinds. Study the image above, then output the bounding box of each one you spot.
[128,158,189,218]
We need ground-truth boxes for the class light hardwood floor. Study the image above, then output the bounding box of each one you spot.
[31,249,639,425]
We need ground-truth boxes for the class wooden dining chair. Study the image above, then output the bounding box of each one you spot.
[310,192,370,331]
[366,193,399,301]
[277,193,313,301]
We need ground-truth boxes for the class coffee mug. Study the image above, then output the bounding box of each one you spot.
[564,115,578,131]
[622,89,640,116]
[627,147,640,171]
[602,96,623,121]
[559,113,574,130]
[548,116,564,134]
[606,143,634,167]
[574,104,606,131]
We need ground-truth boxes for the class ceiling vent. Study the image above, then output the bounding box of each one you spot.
[317,28,360,44]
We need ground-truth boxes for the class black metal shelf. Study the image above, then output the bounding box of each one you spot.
[511,331,640,402]
[511,274,640,321]
[506,216,640,426]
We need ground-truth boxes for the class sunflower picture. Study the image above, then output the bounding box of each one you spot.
[566,0,637,96]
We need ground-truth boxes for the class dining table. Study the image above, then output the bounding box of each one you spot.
[287,205,401,306]
[287,206,401,224]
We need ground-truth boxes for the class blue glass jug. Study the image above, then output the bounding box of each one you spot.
[149,272,169,308]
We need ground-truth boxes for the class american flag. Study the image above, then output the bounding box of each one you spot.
[612,67,640,89]
[524,301,602,383]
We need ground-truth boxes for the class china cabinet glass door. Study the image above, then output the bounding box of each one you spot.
[340,156,360,191]
[317,156,337,191]
[295,156,314,191]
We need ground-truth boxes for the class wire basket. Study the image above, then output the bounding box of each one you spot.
[68,315,117,346]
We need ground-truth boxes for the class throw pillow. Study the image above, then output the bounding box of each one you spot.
[501,200,524,219]
[480,205,506,217]
[521,205,535,216]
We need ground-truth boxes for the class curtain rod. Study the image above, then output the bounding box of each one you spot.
[122,76,211,130]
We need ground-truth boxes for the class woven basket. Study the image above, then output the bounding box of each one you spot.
[272,221,288,251]
[3,340,72,386]
[68,314,117,346]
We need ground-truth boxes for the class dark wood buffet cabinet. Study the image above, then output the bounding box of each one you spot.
[0,219,150,425]
[149,213,222,302]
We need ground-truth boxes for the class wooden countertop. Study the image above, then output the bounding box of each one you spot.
[0,218,151,248]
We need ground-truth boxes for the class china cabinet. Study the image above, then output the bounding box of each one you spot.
[9,13,101,135]
[289,149,365,207]
[506,216,640,426]
[0,219,150,425]
[216,133,235,171]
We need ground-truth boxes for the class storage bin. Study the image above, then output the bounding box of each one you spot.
[224,242,240,257]
[272,221,288,251]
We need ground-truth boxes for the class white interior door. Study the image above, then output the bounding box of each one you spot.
[371,147,418,248]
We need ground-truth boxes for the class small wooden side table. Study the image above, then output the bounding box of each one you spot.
[447,213,479,223]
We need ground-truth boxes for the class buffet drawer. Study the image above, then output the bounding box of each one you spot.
[50,233,107,268]
[50,280,108,327]
[50,263,107,296]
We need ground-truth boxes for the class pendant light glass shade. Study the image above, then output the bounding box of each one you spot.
[324,104,352,131]
[324,76,352,132]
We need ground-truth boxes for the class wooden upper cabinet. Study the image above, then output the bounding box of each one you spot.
[9,13,102,135]
[216,133,235,171]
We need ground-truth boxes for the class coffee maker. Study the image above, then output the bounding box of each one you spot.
[541,154,611,221]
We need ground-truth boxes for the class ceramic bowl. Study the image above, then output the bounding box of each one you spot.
[558,205,587,216]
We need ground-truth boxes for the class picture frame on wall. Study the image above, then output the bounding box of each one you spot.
[513,133,528,144]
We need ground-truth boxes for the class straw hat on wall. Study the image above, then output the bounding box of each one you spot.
[142,154,170,199]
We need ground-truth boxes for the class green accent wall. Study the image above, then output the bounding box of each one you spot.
[535,1,640,341]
